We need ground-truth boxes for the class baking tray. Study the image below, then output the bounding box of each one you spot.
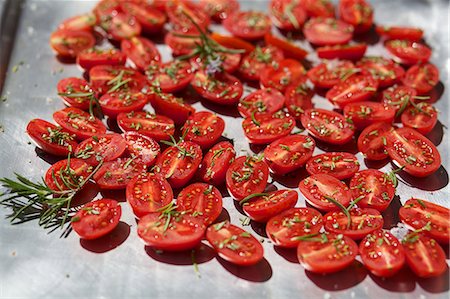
[0,0,449,298]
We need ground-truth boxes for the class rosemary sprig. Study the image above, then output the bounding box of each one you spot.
[58,91,102,120]
[107,70,132,93]
[402,221,432,243]
[239,192,270,205]
[160,134,196,158]
[324,195,352,229]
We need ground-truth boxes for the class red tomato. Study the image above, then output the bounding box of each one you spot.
[402,233,448,278]
[182,111,225,150]
[206,221,264,266]
[57,77,93,110]
[198,141,236,186]
[343,101,395,130]
[307,60,356,89]
[242,189,298,222]
[242,111,295,145]
[76,48,127,70]
[210,33,255,53]
[357,56,405,88]
[303,17,354,46]
[301,0,335,18]
[26,119,78,156]
[58,14,97,32]
[93,157,147,190]
[71,199,121,240]
[401,102,438,135]
[146,60,194,93]
[238,88,285,118]
[270,0,307,31]
[325,74,378,108]
[53,107,107,141]
[399,198,450,244]
[149,92,195,125]
[99,12,142,41]
[297,232,358,274]
[223,11,271,40]
[120,37,161,71]
[119,1,166,34]
[199,0,240,21]
[385,40,431,65]
[264,135,315,175]
[266,207,323,248]
[357,122,393,161]
[89,65,147,95]
[93,0,120,20]
[381,85,417,114]
[317,44,367,61]
[299,174,351,212]
[226,156,269,200]
[165,31,201,56]
[301,109,355,145]
[376,26,424,41]
[386,127,441,177]
[177,183,223,226]
[238,45,284,81]
[50,29,95,58]
[284,83,314,120]
[305,152,359,180]
[359,230,406,277]
[191,71,243,105]
[154,141,202,189]
[138,211,205,251]
[99,91,148,118]
[123,132,160,167]
[126,172,173,218]
[338,0,373,33]
[190,52,241,74]
[44,158,92,192]
[264,33,309,61]
[74,133,126,166]
[117,111,175,142]
[165,0,210,33]
[260,59,306,93]
[402,63,439,94]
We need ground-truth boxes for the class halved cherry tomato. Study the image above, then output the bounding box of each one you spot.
[71,199,121,240]
[44,158,92,192]
[177,183,223,226]
[401,102,438,135]
[402,233,448,278]
[284,83,314,120]
[238,88,285,118]
[93,0,120,20]
[357,122,393,161]
[242,189,298,222]
[206,221,264,266]
[99,91,148,118]
[74,133,126,166]
[93,157,147,190]
[123,132,160,166]
[120,37,161,71]
[226,156,269,200]
[165,0,210,33]
[191,70,243,105]
[146,60,194,93]
[266,207,323,248]
[242,111,295,144]
[27,119,78,156]
[264,33,309,60]
[58,14,97,32]
[53,107,106,141]
[57,77,93,110]
[264,135,315,175]
[99,12,142,41]
[386,127,441,177]
[198,141,236,186]
[182,111,225,149]
[399,198,450,244]
[303,17,354,46]
[305,152,359,180]
[385,39,431,65]
[117,111,175,142]
[343,101,395,130]
[381,85,417,114]
[338,0,373,34]
[89,65,147,95]
[297,232,358,274]
[376,26,423,41]
[149,92,195,125]
[199,0,240,21]
[301,109,355,145]
[307,60,356,89]
[317,43,367,61]
[300,0,335,18]
[165,31,201,56]
[154,141,202,189]
[402,63,439,94]
[270,0,307,31]
[359,230,406,277]
[260,59,306,93]
[126,172,173,218]
[77,48,127,70]
[190,52,241,74]
[299,174,351,212]
[50,29,95,58]
[357,56,405,87]
[325,74,378,108]
[210,33,254,53]
[223,11,271,40]
[120,1,166,34]
[238,45,284,81]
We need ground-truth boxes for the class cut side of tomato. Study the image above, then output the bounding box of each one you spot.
[89,65,147,95]
[238,45,284,81]
[242,189,298,222]
[239,88,285,118]
[119,1,166,34]
[357,56,405,88]
[50,29,95,58]
[99,12,142,41]
[165,31,201,56]
[402,63,439,94]
[74,133,126,166]
[338,0,373,34]
[343,101,395,131]
[93,157,146,190]
[381,85,417,114]
[99,91,149,118]
[165,0,210,33]
[120,36,161,71]
[146,60,194,93]
[58,14,97,32]
[198,141,236,186]
[303,17,354,46]
[357,122,394,161]
[77,48,127,70]
[117,111,175,141]
[260,59,306,93]
[301,0,335,18]
[149,92,195,125]
[305,152,359,180]
[270,0,307,31]
[223,11,271,40]
[182,111,225,150]
[53,107,107,141]
[284,83,314,120]
[57,77,93,110]
[191,71,243,106]
[44,158,92,192]
[123,132,160,167]
[401,102,438,135]
[325,74,378,108]
[199,0,240,21]
[307,60,356,89]
[242,111,295,145]
[376,26,423,41]
[385,39,431,65]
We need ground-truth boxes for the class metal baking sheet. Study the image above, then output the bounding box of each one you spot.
[0,0,449,298]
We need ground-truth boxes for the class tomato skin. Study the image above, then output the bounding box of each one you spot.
[191,71,243,106]
[58,14,97,32]
[317,44,367,61]
[357,122,393,161]
[401,102,438,135]
[299,174,351,212]
[243,189,298,222]
[119,1,166,34]
[399,198,450,244]
[343,101,395,131]
[303,17,354,46]
[57,77,93,110]
[386,127,441,177]
[120,37,161,71]
[146,60,194,94]
[305,152,359,180]
[242,111,295,145]
[301,109,355,145]
[357,56,405,88]
[182,111,225,150]
[117,111,175,142]
[199,0,240,21]
[93,0,120,20]
[238,45,284,81]
[238,88,285,118]
[26,119,78,156]
[190,52,241,74]
[71,199,121,240]
[210,33,255,54]
[198,141,236,186]
[385,40,432,66]
[93,157,147,190]
[402,63,439,94]
[264,33,309,60]
[264,135,315,175]
[50,29,96,58]
[402,234,448,278]
[149,92,195,125]
[74,133,126,166]
[284,83,314,120]
[99,91,149,119]
[99,12,142,41]
[307,60,356,89]
[165,0,210,33]
[122,132,160,167]
[325,74,378,108]
[89,65,147,95]
[126,172,173,218]
[206,221,264,266]
[359,230,405,277]
[53,107,107,141]
[270,0,307,31]
[381,85,417,114]
[226,156,269,200]
[266,207,323,248]
[301,0,335,18]
[338,0,373,34]
[44,158,92,192]
[260,59,306,93]
[376,26,423,41]
[297,232,358,274]
[223,11,271,41]
[77,48,127,70]
[165,31,201,56]
[177,183,223,226]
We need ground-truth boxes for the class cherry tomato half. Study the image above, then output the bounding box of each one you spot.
[99,12,142,41]
[260,59,306,93]
[376,26,423,41]
[117,111,175,142]
[385,40,431,65]
[53,107,107,141]
[191,71,243,106]
[182,111,225,150]
[242,189,298,222]
[357,122,394,161]
[93,157,147,190]
[44,158,92,192]
[270,0,307,31]
[325,74,378,108]
[199,0,240,21]
[301,0,335,18]
[99,91,149,118]
[77,48,127,70]
[305,152,359,180]
[57,77,93,110]
[307,60,356,89]
[402,63,439,94]
[242,111,295,145]
[284,83,314,120]
[401,102,438,135]
[123,132,160,167]
[146,60,194,93]
[198,141,236,186]
[50,29,95,58]
[357,56,405,88]
[343,101,395,131]
[338,0,373,34]
[303,17,354,46]
[149,92,195,125]
[317,44,367,61]
[58,13,97,32]
[119,1,166,34]
[120,36,161,71]
[74,133,126,166]
[238,88,285,118]
[238,45,284,81]
[223,11,271,41]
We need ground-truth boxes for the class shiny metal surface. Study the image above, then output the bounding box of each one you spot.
[0,0,449,298]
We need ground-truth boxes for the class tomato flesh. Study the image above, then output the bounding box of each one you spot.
[238,88,285,118]
[307,60,356,89]
[260,59,306,93]
[117,111,175,142]
[99,91,149,118]
[270,0,307,31]
[401,102,438,135]
[242,111,295,145]
[402,63,439,94]
[120,36,161,71]
[198,141,236,186]
[339,0,373,34]
[357,122,394,161]
[325,74,378,108]
[223,11,271,40]
[343,101,395,131]
[305,152,359,180]
[357,56,405,88]
[238,45,284,81]
[77,48,127,70]
[385,40,431,65]
[182,111,225,150]
[93,157,147,190]
[74,133,126,166]
[149,92,195,125]
[191,71,243,106]
[243,189,298,222]
[123,132,160,167]
[53,107,107,141]
[303,17,354,46]
[284,83,314,120]
[44,158,92,192]
[50,29,95,58]
[146,60,194,93]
